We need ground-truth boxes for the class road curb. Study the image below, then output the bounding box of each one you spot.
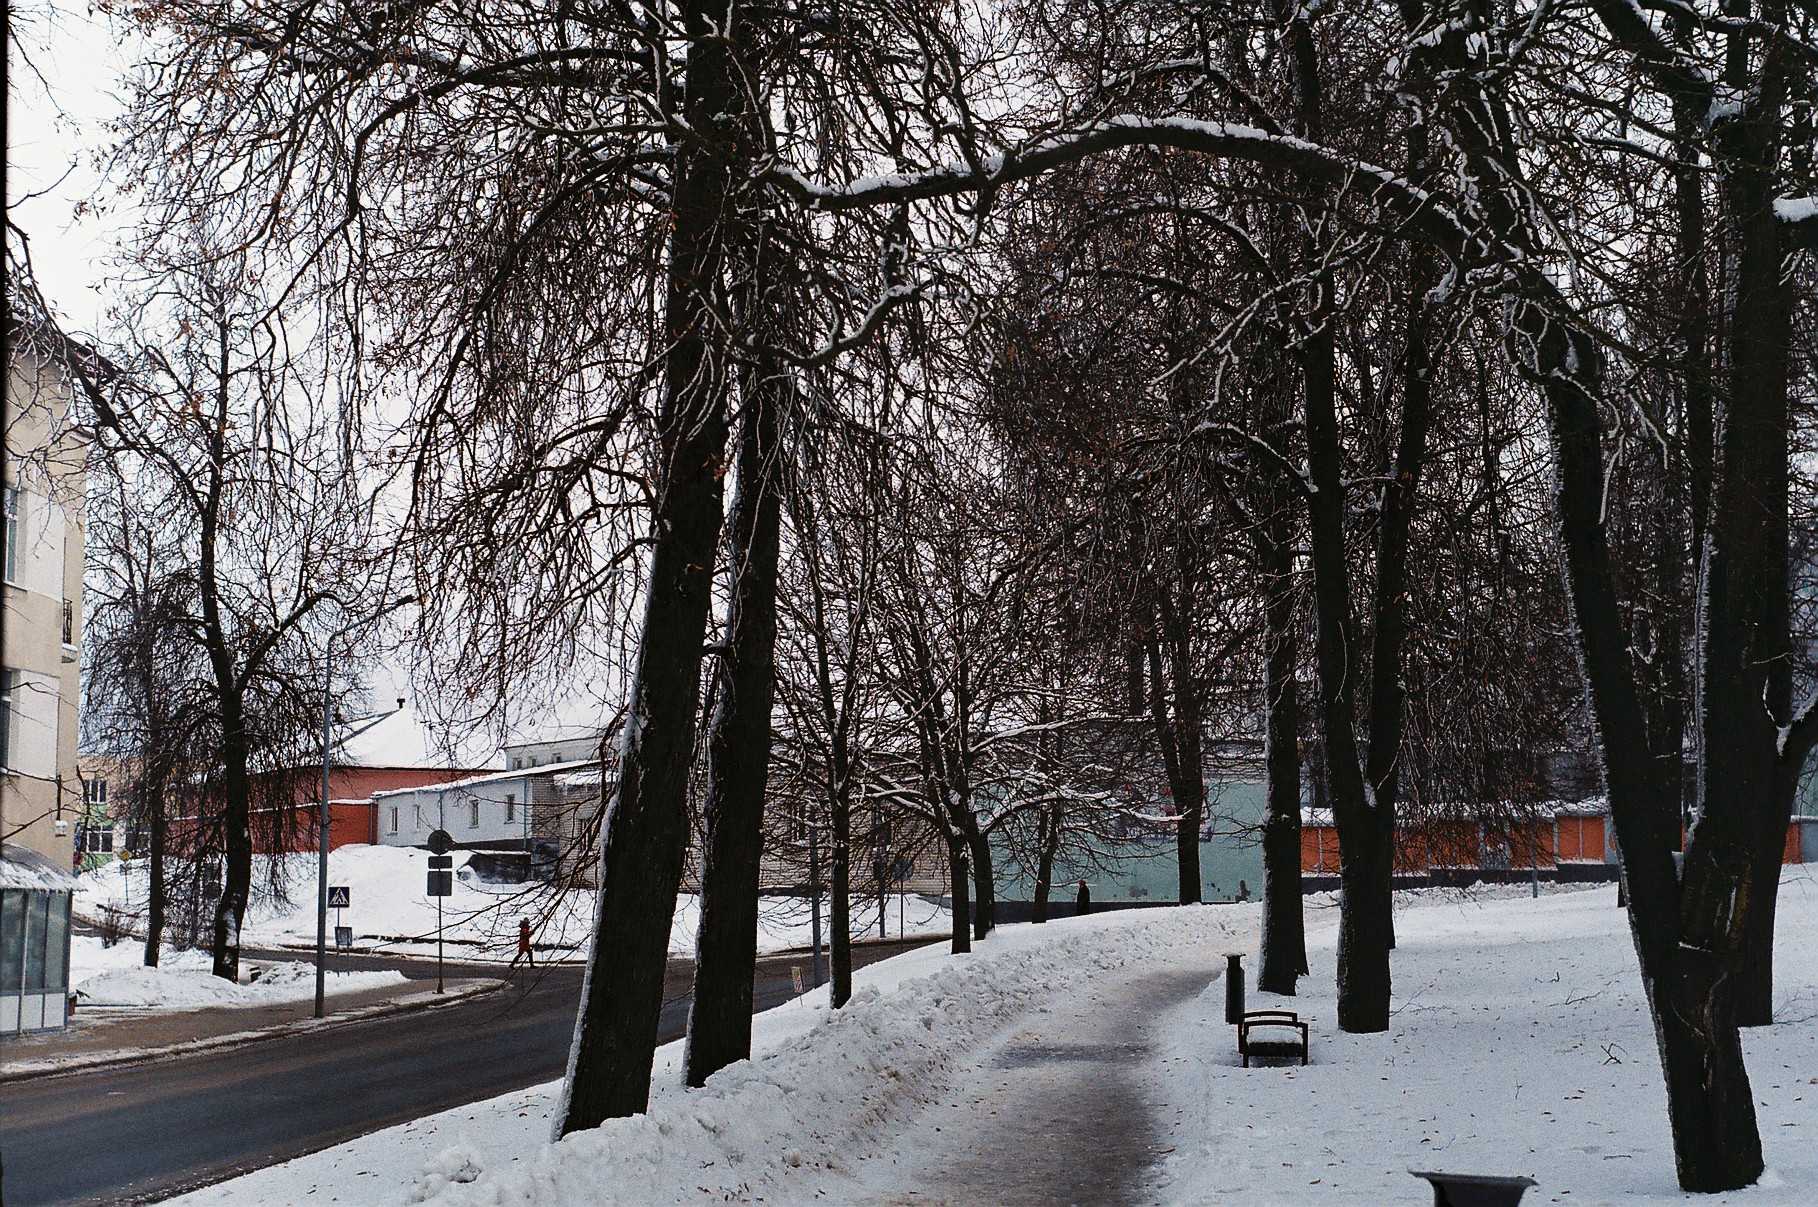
[0,978,504,1085]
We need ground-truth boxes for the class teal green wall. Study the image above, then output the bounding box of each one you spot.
[993,781,1270,905]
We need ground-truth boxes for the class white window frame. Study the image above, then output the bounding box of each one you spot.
[469,800,480,828]
[389,806,400,835]
[0,668,16,771]
[3,486,19,586]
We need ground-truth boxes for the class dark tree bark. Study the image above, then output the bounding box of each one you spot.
[1358,248,1439,958]
[143,784,166,968]
[1536,310,1769,1192]
[1145,626,1205,907]
[967,827,995,940]
[1705,37,1798,1029]
[948,842,971,954]
[1300,305,1392,1033]
[558,0,742,1133]
[1256,512,1305,993]
[1031,799,1063,923]
[830,771,854,1005]
[684,353,786,1087]
[198,324,252,984]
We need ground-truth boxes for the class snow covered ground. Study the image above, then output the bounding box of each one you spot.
[1148,870,1818,1205]
[74,844,951,960]
[171,904,1244,1205]
[69,934,406,1008]
[171,868,1818,1205]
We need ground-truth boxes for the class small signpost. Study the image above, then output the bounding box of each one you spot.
[425,830,454,992]
[328,886,351,953]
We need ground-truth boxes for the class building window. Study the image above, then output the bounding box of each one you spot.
[505,794,516,823]
[413,802,424,829]
[389,806,399,835]
[469,800,480,828]
[0,668,16,770]
[81,826,113,854]
[83,777,108,808]
[62,600,76,647]
[3,487,19,585]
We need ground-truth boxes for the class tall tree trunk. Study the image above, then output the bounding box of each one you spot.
[1166,604,1205,907]
[684,357,786,1087]
[967,825,994,940]
[208,722,252,983]
[830,778,853,1006]
[1706,68,1796,1028]
[1301,306,1392,1032]
[948,841,971,954]
[1277,0,1390,1028]
[558,0,741,1133]
[1145,633,1204,906]
[1534,309,1767,1191]
[1257,519,1305,993]
[144,784,166,968]
[1031,801,1062,923]
[1358,247,1438,964]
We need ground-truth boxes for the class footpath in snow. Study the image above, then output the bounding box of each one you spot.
[172,906,1244,1206]
[172,868,1818,1206]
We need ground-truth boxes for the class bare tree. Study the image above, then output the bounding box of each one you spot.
[75,257,368,981]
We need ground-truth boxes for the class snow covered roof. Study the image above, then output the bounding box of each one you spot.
[332,705,502,772]
[1300,798,1609,829]
[555,767,605,789]
[367,758,601,800]
[0,843,79,891]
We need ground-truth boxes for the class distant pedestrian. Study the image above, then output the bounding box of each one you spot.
[517,918,536,968]
[1076,879,1092,916]
[1237,880,1251,903]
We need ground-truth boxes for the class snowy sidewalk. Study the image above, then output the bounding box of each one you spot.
[850,955,1216,1206]
[168,905,1250,1205]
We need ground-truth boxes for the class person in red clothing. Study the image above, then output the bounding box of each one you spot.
[516,918,536,968]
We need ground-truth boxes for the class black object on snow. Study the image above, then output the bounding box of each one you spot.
[1409,1170,1537,1206]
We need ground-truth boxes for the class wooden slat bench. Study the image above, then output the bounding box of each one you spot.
[1237,1009,1309,1066]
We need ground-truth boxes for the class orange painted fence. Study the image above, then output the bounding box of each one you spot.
[1300,813,1805,874]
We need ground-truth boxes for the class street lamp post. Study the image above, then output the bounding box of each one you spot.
[313,637,335,1019]
[311,593,414,1020]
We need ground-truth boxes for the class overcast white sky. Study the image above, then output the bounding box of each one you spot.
[7,1,135,337]
[9,8,635,750]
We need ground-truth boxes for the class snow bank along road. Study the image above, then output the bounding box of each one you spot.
[165,872,1818,1206]
[170,906,1245,1206]
[0,939,932,1206]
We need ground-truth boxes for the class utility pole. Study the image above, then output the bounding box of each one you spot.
[313,637,334,1019]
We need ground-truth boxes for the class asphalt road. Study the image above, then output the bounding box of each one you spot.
[0,938,934,1206]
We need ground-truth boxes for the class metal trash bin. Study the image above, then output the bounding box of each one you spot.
[1409,1170,1537,1206]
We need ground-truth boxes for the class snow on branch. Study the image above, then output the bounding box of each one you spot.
[764,116,1491,261]
[1777,197,1818,251]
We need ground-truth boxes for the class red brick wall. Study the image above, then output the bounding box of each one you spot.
[265,767,483,852]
